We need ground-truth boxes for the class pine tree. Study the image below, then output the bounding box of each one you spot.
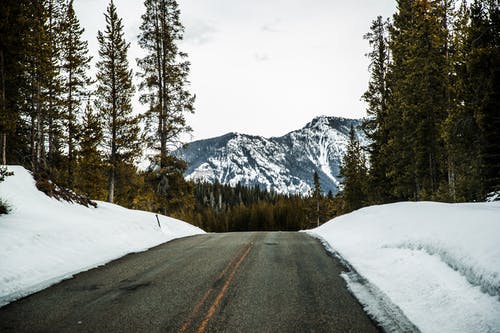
[45,0,66,180]
[0,0,29,165]
[16,0,50,174]
[466,0,500,197]
[144,155,194,215]
[311,171,322,227]
[76,99,106,199]
[137,0,195,213]
[137,0,195,166]
[339,126,368,213]
[60,0,92,190]
[362,15,392,203]
[442,0,483,201]
[384,0,451,200]
[96,0,141,203]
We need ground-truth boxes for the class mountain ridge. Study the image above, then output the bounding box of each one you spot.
[175,116,366,195]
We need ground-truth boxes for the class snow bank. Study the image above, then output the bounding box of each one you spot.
[0,166,205,307]
[307,202,500,333]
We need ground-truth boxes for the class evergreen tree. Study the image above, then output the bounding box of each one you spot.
[312,171,322,227]
[0,0,30,166]
[60,0,92,190]
[362,15,392,203]
[137,0,195,212]
[137,0,195,167]
[96,0,141,203]
[20,0,52,174]
[384,0,451,200]
[442,0,483,201]
[144,155,194,215]
[45,0,66,180]
[1,0,67,178]
[339,127,368,213]
[76,99,106,199]
[466,0,500,197]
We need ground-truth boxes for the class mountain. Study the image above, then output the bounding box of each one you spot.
[175,116,367,195]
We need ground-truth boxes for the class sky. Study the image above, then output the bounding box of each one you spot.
[75,0,397,142]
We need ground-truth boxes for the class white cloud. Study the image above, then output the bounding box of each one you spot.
[184,19,217,45]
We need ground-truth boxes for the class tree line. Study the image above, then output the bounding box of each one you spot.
[2,0,496,229]
[0,0,336,230]
[0,0,194,215]
[339,0,499,213]
[184,175,337,232]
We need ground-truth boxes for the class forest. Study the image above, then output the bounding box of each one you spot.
[0,0,498,231]
[341,0,499,212]
[0,0,338,230]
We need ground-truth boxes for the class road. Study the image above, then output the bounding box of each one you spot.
[0,232,380,332]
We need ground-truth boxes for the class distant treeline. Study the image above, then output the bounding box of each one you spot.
[183,181,337,232]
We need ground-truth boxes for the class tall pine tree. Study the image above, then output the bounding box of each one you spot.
[466,0,500,197]
[137,0,195,214]
[0,0,31,166]
[362,15,392,203]
[60,0,92,190]
[45,0,66,180]
[442,0,483,201]
[384,0,451,200]
[96,0,141,203]
[20,0,52,174]
[76,99,106,199]
[137,0,195,165]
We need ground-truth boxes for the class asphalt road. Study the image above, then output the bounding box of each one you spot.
[0,232,380,333]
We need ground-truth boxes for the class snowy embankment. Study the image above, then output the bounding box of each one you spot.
[0,166,205,307]
[307,202,500,333]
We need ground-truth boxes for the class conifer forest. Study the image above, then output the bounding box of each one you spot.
[0,0,498,231]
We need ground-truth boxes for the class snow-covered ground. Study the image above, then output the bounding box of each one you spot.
[307,202,500,333]
[0,166,204,307]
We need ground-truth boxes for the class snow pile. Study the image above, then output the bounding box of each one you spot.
[307,202,500,333]
[0,166,205,307]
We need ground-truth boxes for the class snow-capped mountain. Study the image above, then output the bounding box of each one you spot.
[175,116,367,195]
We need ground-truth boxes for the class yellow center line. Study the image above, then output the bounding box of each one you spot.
[196,242,253,333]
[178,241,253,333]
[178,288,214,333]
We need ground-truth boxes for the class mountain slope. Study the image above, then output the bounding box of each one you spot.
[176,116,366,195]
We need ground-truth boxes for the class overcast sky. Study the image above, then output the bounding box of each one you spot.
[75,0,397,141]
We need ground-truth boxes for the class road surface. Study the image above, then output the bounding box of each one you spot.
[0,232,380,332]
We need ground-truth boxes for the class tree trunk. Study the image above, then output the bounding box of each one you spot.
[68,73,74,190]
[2,134,6,165]
[108,165,115,203]
[0,49,6,165]
[448,158,456,201]
[36,80,44,172]
[316,200,320,227]
[30,86,36,172]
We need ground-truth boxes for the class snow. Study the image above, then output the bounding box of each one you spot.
[0,166,205,307]
[180,116,365,195]
[307,202,500,333]
[486,191,500,202]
